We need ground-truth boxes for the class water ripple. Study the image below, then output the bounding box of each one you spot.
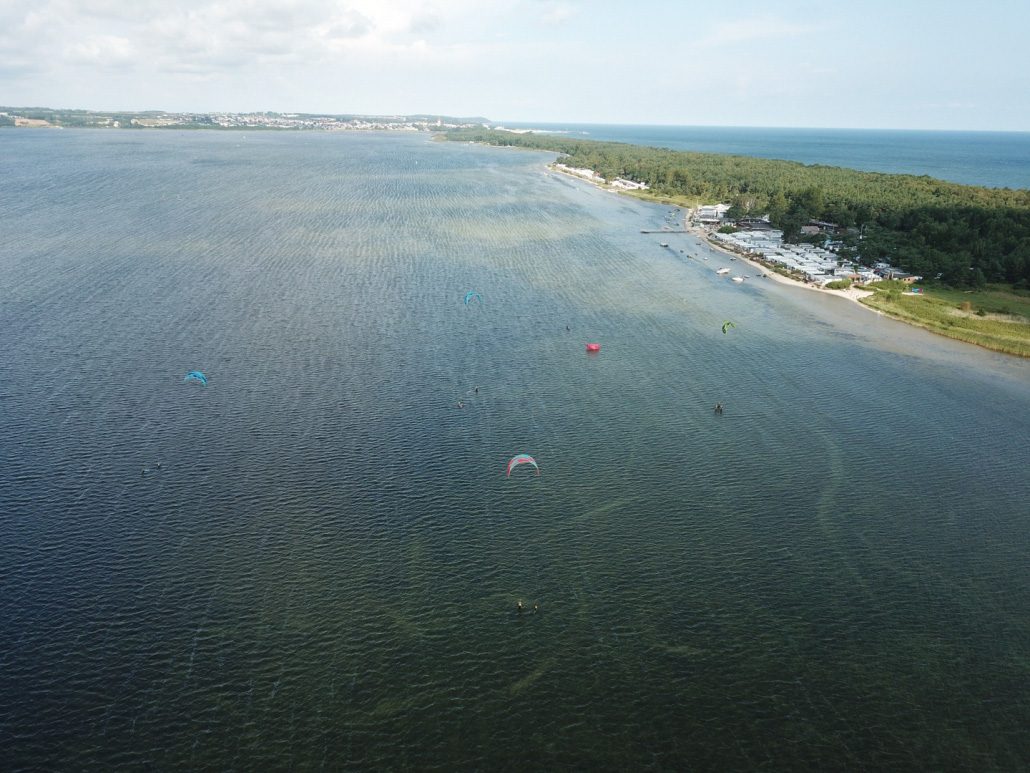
[0,130,1028,771]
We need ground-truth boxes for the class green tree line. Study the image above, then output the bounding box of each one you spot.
[445,129,1030,287]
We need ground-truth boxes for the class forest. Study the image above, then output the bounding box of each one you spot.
[445,129,1030,287]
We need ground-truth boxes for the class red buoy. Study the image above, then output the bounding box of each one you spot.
[585,343,601,352]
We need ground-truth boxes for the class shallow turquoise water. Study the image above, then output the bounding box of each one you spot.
[1,130,1028,770]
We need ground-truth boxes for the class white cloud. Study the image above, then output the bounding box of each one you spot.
[66,35,136,67]
[918,101,976,111]
[1,1,1022,130]
[409,11,442,34]
[321,11,375,41]
[68,0,176,21]
[0,0,491,78]
[699,15,825,47]
[539,3,577,25]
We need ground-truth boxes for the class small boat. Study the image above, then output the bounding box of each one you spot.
[732,276,744,283]
[586,343,601,353]
[716,268,731,275]
[660,242,669,247]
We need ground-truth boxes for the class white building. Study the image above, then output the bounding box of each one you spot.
[553,163,605,183]
[611,178,649,190]
[696,203,732,223]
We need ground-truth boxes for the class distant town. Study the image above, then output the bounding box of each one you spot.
[0,106,487,132]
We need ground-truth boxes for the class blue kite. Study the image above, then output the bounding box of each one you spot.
[184,370,208,386]
[464,291,483,306]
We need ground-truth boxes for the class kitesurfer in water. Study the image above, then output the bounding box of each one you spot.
[457,400,465,409]
[474,386,478,394]
[517,600,524,614]
[714,403,723,415]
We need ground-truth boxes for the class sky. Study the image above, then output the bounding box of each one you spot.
[2,0,1028,131]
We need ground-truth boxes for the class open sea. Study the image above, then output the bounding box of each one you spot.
[1,129,1028,770]
[501,123,1030,190]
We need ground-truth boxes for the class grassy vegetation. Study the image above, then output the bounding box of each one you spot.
[914,284,1030,319]
[859,282,1030,356]
[825,278,853,290]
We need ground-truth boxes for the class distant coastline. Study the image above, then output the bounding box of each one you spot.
[500,121,1030,190]
[0,106,487,132]
[6,107,1027,188]
[8,107,1027,188]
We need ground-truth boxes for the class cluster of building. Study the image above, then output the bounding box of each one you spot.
[201,114,469,131]
[610,177,650,191]
[709,227,920,285]
[553,164,605,184]
[696,204,732,223]
[1,108,482,132]
[552,164,649,190]
[711,229,867,284]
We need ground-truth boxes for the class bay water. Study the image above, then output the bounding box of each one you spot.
[1,130,1028,769]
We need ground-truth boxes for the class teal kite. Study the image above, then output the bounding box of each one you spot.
[464,291,483,306]
[184,370,207,386]
[506,454,539,478]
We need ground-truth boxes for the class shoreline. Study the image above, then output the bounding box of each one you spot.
[549,161,876,307]
[546,158,1027,357]
[692,225,876,307]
